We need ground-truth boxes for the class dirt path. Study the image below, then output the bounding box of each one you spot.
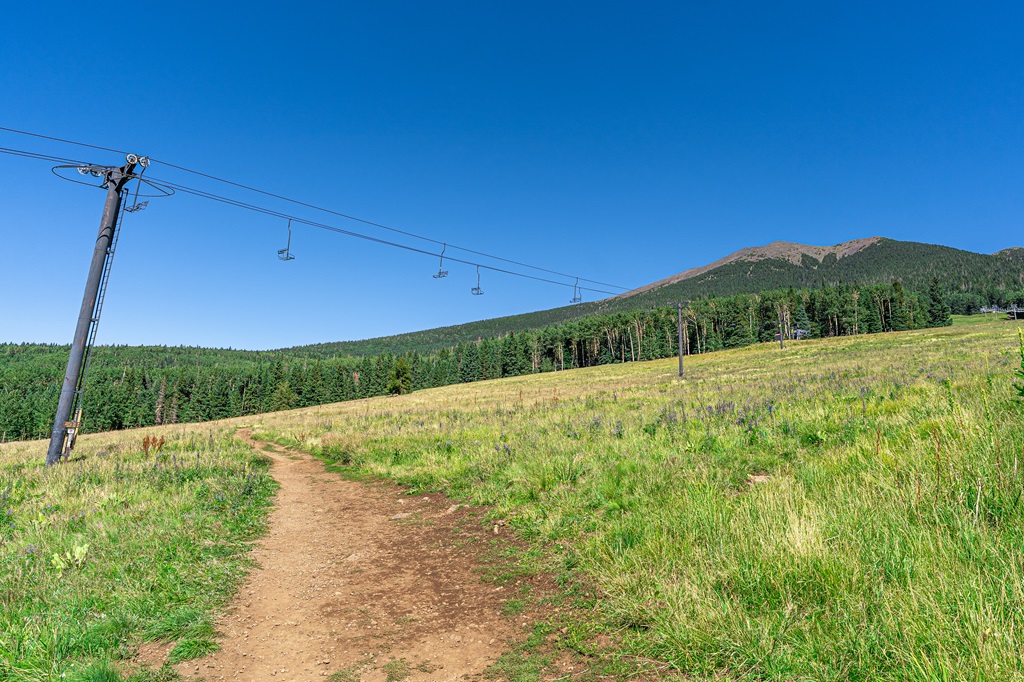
[169,430,516,682]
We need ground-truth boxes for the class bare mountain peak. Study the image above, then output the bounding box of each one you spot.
[620,236,883,298]
[741,237,883,265]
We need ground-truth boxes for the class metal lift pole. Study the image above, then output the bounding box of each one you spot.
[46,160,136,465]
[676,302,684,379]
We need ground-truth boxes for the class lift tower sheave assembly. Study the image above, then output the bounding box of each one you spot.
[46,159,137,466]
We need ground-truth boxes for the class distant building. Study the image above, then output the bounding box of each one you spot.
[979,305,1023,319]
[775,329,809,341]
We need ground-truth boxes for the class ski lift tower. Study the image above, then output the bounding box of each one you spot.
[46,157,140,465]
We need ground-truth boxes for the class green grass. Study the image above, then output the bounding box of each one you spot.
[256,317,1024,681]
[952,313,1003,326]
[0,429,276,681]
[381,658,412,682]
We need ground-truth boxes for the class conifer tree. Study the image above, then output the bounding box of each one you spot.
[267,380,297,412]
[927,277,953,327]
[386,358,413,395]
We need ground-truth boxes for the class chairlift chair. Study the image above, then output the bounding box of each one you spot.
[569,277,582,304]
[433,243,449,278]
[278,219,296,261]
[471,265,484,295]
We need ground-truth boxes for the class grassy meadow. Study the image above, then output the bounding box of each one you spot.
[250,316,1024,681]
[0,429,276,681]
[2,315,1023,681]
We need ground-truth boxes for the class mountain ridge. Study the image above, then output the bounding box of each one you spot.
[619,237,883,298]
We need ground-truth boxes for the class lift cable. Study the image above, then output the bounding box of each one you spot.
[0,126,631,291]
[0,146,88,166]
[149,157,629,291]
[0,143,622,295]
[0,126,129,156]
[145,174,621,296]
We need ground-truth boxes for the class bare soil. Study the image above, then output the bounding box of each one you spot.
[157,430,520,682]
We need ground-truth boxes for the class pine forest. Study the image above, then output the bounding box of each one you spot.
[0,280,958,442]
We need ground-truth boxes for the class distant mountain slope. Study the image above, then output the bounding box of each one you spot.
[622,237,883,297]
[288,237,1024,357]
[995,246,1024,261]
[594,237,1024,311]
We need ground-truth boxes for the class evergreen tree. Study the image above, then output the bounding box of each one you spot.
[386,358,413,395]
[927,277,953,327]
[459,343,480,383]
[891,280,914,331]
[794,300,813,337]
[267,380,297,412]
[859,291,882,334]
[305,360,326,405]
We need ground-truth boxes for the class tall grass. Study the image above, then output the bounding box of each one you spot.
[256,318,1024,681]
[1015,328,1024,398]
[0,429,276,681]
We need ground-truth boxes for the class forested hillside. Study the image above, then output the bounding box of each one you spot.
[2,280,955,442]
[293,238,1024,357]
[612,238,1024,309]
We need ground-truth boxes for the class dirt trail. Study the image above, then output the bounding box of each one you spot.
[169,430,515,682]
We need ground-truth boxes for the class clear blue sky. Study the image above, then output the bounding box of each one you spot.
[2,2,1021,349]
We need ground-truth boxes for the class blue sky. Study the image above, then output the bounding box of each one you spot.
[1,2,1021,349]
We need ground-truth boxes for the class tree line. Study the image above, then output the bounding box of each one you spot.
[0,280,952,442]
[295,240,1023,358]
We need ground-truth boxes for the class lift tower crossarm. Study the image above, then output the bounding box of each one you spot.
[46,159,137,466]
